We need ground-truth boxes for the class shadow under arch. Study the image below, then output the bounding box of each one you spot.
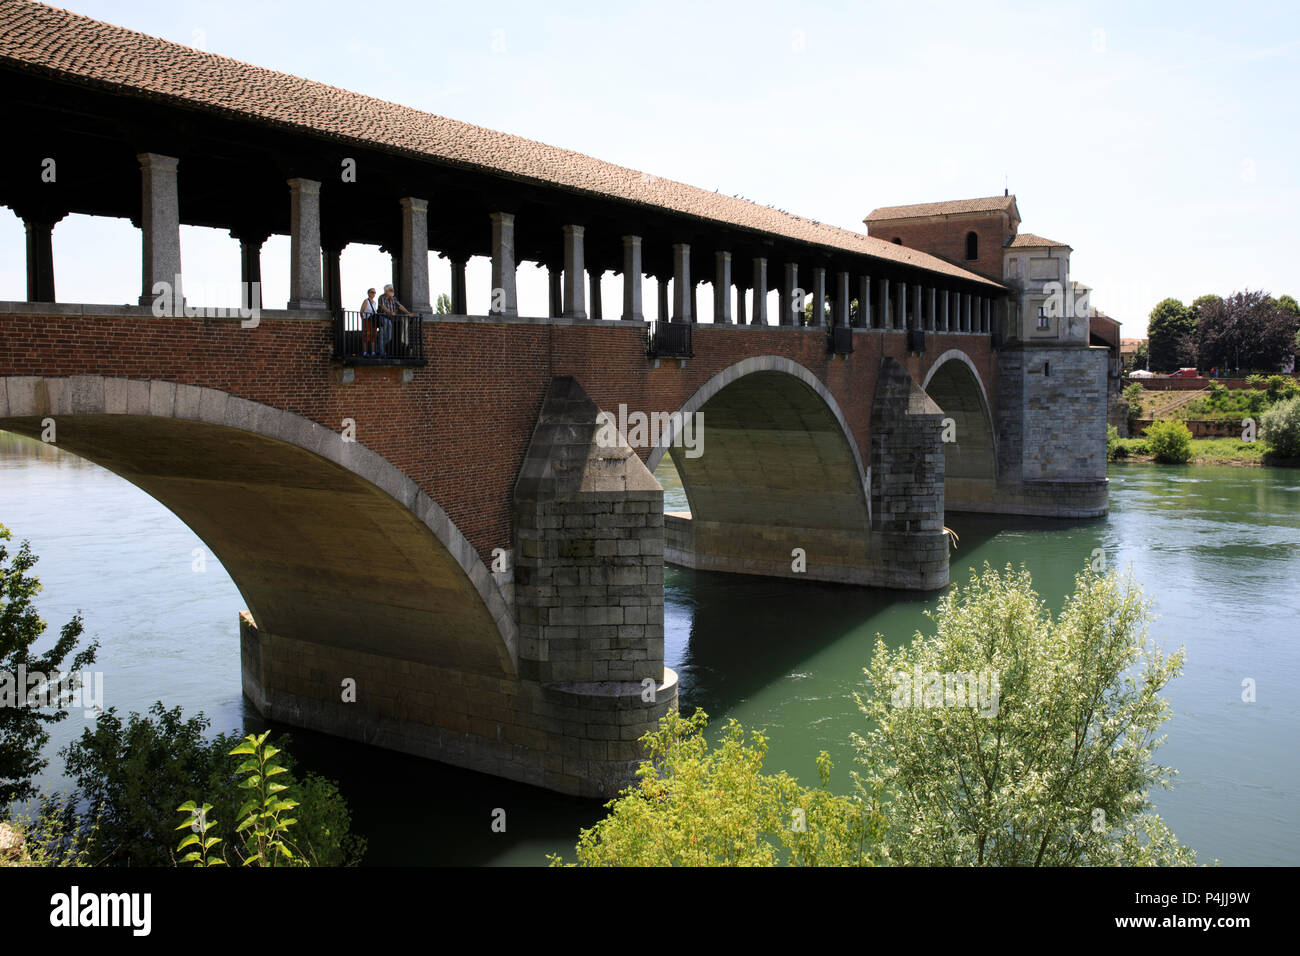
[646,356,872,585]
[0,375,517,677]
[922,349,998,512]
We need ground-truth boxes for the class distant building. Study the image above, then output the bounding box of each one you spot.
[864,194,1094,347]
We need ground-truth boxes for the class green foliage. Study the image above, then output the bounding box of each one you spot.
[1261,395,1300,459]
[62,702,363,866]
[1145,419,1193,464]
[434,292,452,315]
[1123,383,1146,423]
[3,792,99,866]
[551,709,884,866]
[174,801,223,866]
[0,524,99,806]
[177,731,309,867]
[853,563,1197,866]
[1147,298,1194,372]
[1264,375,1298,401]
[1106,425,1121,462]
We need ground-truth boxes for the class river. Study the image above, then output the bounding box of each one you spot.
[1,431,1296,865]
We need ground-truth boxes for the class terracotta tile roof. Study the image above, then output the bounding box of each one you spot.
[1007,232,1070,249]
[0,2,1003,289]
[864,195,1017,222]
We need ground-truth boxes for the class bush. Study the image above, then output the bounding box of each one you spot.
[1123,383,1145,422]
[1261,395,1300,458]
[1106,425,1121,461]
[1145,420,1193,464]
[61,703,364,866]
[552,709,884,867]
[853,563,1197,866]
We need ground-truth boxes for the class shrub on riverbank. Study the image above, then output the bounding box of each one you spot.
[55,703,364,866]
[1145,419,1193,463]
[853,563,1197,866]
[549,709,884,866]
[1261,396,1300,459]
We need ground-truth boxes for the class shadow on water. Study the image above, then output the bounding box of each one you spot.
[668,565,931,716]
[240,702,603,867]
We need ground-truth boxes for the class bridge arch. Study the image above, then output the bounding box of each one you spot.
[921,349,998,509]
[0,374,518,677]
[646,356,872,584]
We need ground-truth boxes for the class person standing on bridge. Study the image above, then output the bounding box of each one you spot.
[360,287,379,357]
[378,284,410,358]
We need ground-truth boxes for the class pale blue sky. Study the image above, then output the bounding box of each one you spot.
[3,0,1298,331]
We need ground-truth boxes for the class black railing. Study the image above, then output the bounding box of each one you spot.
[333,310,427,366]
[828,324,854,355]
[647,321,693,359]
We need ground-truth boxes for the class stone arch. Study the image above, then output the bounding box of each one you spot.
[0,374,517,676]
[645,355,867,489]
[921,350,998,509]
[645,356,872,585]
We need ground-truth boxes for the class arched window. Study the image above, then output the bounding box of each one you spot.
[965,231,978,260]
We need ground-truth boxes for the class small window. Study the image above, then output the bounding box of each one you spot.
[965,231,978,260]
[1037,306,1049,330]
[1044,361,1051,377]
[892,237,902,245]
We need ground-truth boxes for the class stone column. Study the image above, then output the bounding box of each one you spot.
[322,243,344,314]
[982,297,990,333]
[879,278,890,330]
[285,177,326,310]
[941,290,950,331]
[780,262,799,326]
[21,212,64,303]
[450,257,468,315]
[589,269,602,320]
[672,243,691,322]
[897,281,908,330]
[928,287,937,332]
[858,276,871,328]
[810,267,827,327]
[138,153,183,307]
[230,230,266,310]
[751,257,768,325]
[547,265,562,318]
[490,211,517,315]
[963,293,972,332]
[691,281,700,326]
[736,283,747,324]
[835,272,851,327]
[562,224,587,319]
[398,197,431,314]
[658,276,670,323]
[622,235,643,321]
[714,251,732,324]
[913,283,922,331]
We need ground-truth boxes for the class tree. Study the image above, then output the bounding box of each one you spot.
[1275,294,1299,319]
[61,702,364,866]
[1261,395,1300,459]
[434,292,452,315]
[0,524,98,806]
[1195,290,1300,374]
[1146,298,1195,372]
[552,709,884,866]
[852,563,1197,866]
[1145,420,1193,463]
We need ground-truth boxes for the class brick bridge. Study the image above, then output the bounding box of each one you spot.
[0,3,1108,797]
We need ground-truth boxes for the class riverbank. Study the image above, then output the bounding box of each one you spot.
[1111,436,1299,466]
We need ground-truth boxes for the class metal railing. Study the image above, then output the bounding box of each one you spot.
[647,321,693,359]
[332,310,427,365]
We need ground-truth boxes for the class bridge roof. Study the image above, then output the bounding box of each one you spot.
[0,2,1002,290]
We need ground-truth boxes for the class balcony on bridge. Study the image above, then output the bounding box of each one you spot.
[333,310,427,366]
[647,321,693,360]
